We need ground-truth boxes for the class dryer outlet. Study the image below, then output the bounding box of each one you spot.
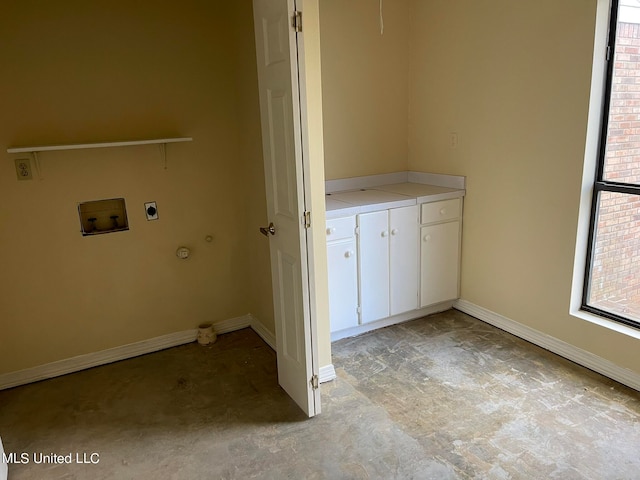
[145,202,159,221]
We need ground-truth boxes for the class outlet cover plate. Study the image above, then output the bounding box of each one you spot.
[15,158,33,180]
[144,202,158,221]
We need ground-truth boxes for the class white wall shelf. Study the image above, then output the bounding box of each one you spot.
[6,137,193,177]
[6,137,192,154]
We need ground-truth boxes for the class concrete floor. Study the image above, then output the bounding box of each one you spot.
[1,309,639,479]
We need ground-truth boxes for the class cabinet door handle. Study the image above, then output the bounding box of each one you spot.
[423,234,431,242]
[381,230,389,237]
[326,227,336,235]
[344,250,354,258]
[440,208,446,215]
[391,228,398,235]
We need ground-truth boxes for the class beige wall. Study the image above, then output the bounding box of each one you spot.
[319,0,410,180]
[407,0,640,374]
[5,0,635,388]
[318,0,640,376]
[0,1,269,374]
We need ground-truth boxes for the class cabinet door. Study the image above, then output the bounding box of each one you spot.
[327,239,358,332]
[389,205,419,315]
[358,210,390,323]
[420,221,460,307]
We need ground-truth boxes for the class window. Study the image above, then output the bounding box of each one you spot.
[583,0,640,328]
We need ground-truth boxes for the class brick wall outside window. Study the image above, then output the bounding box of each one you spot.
[589,22,640,322]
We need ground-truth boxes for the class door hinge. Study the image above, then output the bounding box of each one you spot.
[310,374,319,389]
[606,45,611,61]
[293,11,302,32]
[354,226,360,236]
[303,211,311,229]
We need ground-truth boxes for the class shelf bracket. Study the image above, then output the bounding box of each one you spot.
[159,143,167,170]
[32,151,42,180]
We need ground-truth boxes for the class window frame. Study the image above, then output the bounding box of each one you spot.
[582,0,640,329]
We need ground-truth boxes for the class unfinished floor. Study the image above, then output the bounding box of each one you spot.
[1,309,639,479]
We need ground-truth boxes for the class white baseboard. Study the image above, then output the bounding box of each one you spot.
[249,315,333,382]
[319,364,336,383]
[0,314,274,391]
[330,301,454,342]
[249,314,276,350]
[213,314,252,334]
[0,328,197,391]
[214,313,276,350]
[454,299,640,392]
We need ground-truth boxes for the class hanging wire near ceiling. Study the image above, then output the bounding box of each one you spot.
[380,0,384,35]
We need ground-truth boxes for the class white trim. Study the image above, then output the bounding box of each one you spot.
[249,314,277,350]
[213,314,252,334]
[330,301,454,342]
[568,0,640,341]
[571,309,640,340]
[0,435,7,480]
[319,364,336,383]
[0,314,273,391]
[288,0,325,417]
[454,299,640,392]
[620,0,640,24]
[0,329,197,391]
[570,0,609,318]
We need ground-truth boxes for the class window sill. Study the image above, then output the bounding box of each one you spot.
[571,308,640,340]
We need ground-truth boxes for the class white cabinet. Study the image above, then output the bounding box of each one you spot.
[389,206,419,315]
[358,210,390,323]
[420,199,461,307]
[326,216,359,332]
[326,197,461,335]
[358,205,419,323]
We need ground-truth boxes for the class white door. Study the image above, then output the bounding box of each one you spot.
[358,210,390,323]
[389,205,419,316]
[253,0,320,417]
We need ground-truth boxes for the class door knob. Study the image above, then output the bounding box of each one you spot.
[260,222,276,237]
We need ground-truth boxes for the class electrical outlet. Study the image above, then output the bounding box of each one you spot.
[449,132,459,149]
[15,158,33,180]
[144,201,158,220]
